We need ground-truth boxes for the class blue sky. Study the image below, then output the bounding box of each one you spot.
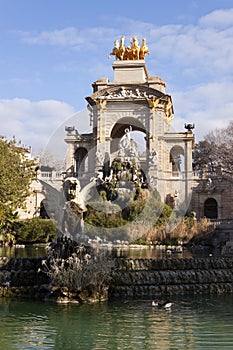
[0,0,233,155]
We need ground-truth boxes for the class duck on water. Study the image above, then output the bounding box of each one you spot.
[152,300,173,309]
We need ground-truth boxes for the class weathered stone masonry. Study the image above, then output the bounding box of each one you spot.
[110,258,233,298]
[0,257,233,299]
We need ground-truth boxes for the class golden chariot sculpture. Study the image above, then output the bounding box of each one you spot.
[109,36,150,60]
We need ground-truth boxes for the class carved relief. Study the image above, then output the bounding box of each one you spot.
[165,99,174,123]
[96,87,159,100]
[147,97,160,109]
[149,149,158,166]
[94,99,107,111]
[96,149,104,166]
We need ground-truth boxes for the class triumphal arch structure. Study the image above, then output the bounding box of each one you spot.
[65,37,194,211]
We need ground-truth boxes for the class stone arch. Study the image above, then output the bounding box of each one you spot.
[110,117,146,154]
[170,145,184,175]
[74,147,88,175]
[204,197,218,219]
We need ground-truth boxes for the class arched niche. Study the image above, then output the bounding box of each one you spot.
[74,147,88,175]
[170,145,184,176]
[204,197,218,219]
[110,117,146,155]
[39,200,50,219]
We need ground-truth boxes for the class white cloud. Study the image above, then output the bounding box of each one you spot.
[19,27,84,46]
[172,80,233,140]
[17,26,117,51]
[0,98,77,152]
[148,23,233,79]
[199,8,233,28]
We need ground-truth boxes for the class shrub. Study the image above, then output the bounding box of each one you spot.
[130,237,149,245]
[122,199,146,221]
[13,218,56,243]
[43,243,114,302]
[84,202,127,228]
[138,216,213,245]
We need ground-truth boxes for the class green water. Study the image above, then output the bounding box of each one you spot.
[0,295,233,350]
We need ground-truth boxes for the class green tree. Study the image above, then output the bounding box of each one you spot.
[0,137,35,235]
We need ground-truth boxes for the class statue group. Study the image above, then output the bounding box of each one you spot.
[109,36,150,61]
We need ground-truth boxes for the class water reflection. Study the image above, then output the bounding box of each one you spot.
[109,245,216,259]
[0,244,215,259]
[0,245,48,258]
[0,295,233,350]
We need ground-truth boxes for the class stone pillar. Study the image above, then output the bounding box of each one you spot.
[146,100,159,189]
[184,137,194,208]
[65,140,75,175]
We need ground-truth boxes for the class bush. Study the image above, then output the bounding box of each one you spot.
[43,244,114,302]
[13,218,56,243]
[122,199,146,221]
[138,216,213,245]
[130,237,149,245]
[84,202,127,228]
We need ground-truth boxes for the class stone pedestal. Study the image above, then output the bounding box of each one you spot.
[112,60,149,83]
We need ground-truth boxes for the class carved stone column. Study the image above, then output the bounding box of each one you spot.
[95,99,107,144]
[146,98,160,189]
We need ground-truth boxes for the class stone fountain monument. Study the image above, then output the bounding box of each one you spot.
[64,36,195,216]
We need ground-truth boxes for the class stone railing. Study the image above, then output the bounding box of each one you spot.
[39,171,63,181]
[0,257,233,300]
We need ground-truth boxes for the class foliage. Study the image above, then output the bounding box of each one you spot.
[122,198,146,221]
[0,137,35,235]
[193,140,216,172]
[139,216,213,245]
[130,237,149,245]
[84,185,175,244]
[137,189,173,226]
[13,218,56,243]
[38,150,64,171]
[193,121,233,174]
[84,223,129,242]
[43,243,113,301]
[84,202,127,228]
[111,158,123,172]
[97,181,117,201]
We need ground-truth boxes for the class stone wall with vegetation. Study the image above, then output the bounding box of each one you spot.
[0,257,233,300]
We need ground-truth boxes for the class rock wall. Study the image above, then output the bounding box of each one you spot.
[0,257,233,300]
[0,257,50,298]
[110,257,233,298]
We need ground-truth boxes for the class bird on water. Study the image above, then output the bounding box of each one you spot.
[152,300,173,309]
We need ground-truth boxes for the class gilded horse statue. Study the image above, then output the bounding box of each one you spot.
[109,36,125,60]
[139,38,150,59]
[109,39,120,59]
[130,36,140,60]
[109,36,150,61]
[118,36,126,60]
